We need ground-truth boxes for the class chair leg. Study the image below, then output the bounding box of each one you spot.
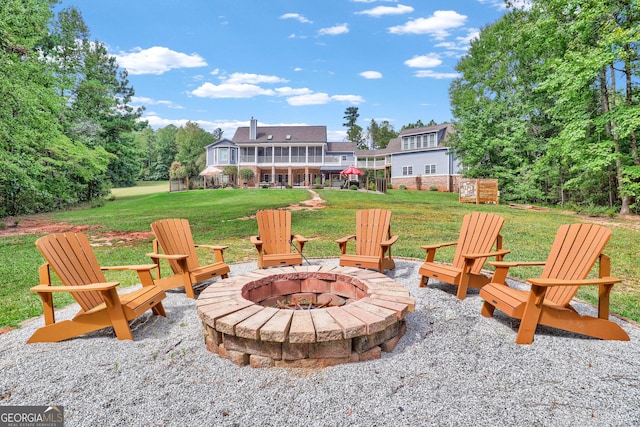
[100,289,134,340]
[515,285,545,344]
[419,276,429,288]
[480,301,496,318]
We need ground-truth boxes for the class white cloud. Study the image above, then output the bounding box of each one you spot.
[356,4,414,17]
[116,46,207,75]
[360,70,383,79]
[332,95,365,104]
[275,87,313,96]
[285,92,364,106]
[388,10,467,39]
[280,13,312,23]
[404,54,442,68]
[294,67,303,72]
[191,82,275,98]
[131,96,184,109]
[224,72,288,85]
[414,70,459,79]
[287,92,332,106]
[318,24,349,36]
[352,0,398,3]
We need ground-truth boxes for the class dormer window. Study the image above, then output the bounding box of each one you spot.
[286,135,291,140]
[267,135,273,140]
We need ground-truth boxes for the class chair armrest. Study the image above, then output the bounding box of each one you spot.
[488,261,546,268]
[102,264,158,272]
[250,236,262,245]
[145,252,189,261]
[420,241,458,251]
[30,282,120,293]
[195,244,229,251]
[335,235,356,244]
[528,277,622,287]
[421,241,457,263]
[487,261,546,285]
[380,235,399,247]
[292,234,308,243]
[461,249,510,260]
[196,244,228,263]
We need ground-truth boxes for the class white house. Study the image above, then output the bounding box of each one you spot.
[202,118,462,191]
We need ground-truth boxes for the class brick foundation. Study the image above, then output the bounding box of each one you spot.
[196,266,415,368]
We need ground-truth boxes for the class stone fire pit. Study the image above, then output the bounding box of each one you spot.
[196,265,415,368]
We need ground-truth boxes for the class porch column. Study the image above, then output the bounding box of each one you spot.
[305,166,309,186]
[271,166,276,184]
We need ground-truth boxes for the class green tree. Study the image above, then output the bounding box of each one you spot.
[175,122,216,179]
[400,120,425,131]
[367,119,398,150]
[343,106,365,149]
[239,168,255,184]
[0,0,110,215]
[151,125,178,180]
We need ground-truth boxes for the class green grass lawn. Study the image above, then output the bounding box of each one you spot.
[1,184,639,329]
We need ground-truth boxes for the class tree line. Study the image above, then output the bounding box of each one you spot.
[3,1,637,218]
[0,2,219,217]
[343,106,441,150]
[449,0,639,214]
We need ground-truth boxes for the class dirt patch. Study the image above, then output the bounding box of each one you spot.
[235,189,326,220]
[0,217,91,237]
[0,216,153,246]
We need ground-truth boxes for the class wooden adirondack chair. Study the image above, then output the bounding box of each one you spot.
[419,212,510,300]
[250,209,308,268]
[149,218,230,298]
[335,209,398,273]
[480,223,630,344]
[28,232,167,343]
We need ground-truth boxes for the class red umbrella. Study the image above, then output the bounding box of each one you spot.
[340,166,363,175]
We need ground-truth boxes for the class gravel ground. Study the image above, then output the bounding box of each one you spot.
[1,258,639,427]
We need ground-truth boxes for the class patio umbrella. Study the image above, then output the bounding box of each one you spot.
[340,166,363,175]
[199,165,222,176]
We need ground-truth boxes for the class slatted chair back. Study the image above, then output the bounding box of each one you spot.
[35,233,107,312]
[151,218,200,273]
[452,212,505,273]
[256,210,292,255]
[355,209,392,257]
[541,223,612,307]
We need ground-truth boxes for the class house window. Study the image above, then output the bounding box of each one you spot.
[427,133,437,148]
[424,164,436,174]
[262,174,270,183]
[291,147,305,162]
[240,147,255,162]
[342,155,347,161]
[402,166,413,176]
[219,148,228,163]
[274,147,288,162]
[402,137,409,150]
[409,136,416,150]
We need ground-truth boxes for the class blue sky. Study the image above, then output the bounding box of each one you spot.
[55,0,514,141]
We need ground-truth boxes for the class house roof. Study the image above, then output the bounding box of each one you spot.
[398,123,452,137]
[355,123,455,157]
[327,141,357,152]
[204,138,235,149]
[233,125,327,144]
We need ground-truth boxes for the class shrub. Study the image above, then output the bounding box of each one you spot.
[429,185,438,191]
[368,182,377,191]
[399,184,406,190]
[261,184,269,189]
[350,185,358,191]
